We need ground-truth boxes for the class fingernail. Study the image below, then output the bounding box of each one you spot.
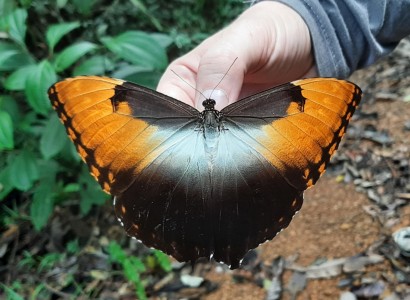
[196,89,229,111]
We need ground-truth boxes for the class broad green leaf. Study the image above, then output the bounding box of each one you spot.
[37,159,59,183]
[46,21,80,52]
[112,64,161,88]
[0,41,34,71]
[150,33,173,48]
[16,111,37,134]
[25,60,57,115]
[129,0,162,31]
[0,110,14,150]
[9,150,39,191]
[101,31,167,70]
[0,166,13,201]
[111,64,151,78]
[73,55,113,76]
[116,68,161,89]
[60,138,81,163]
[53,41,97,72]
[79,166,108,214]
[19,0,32,8]
[0,0,16,16]
[72,0,97,15]
[57,0,68,8]
[0,95,20,122]
[4,64,37,91]
[30,159,57,230]
[40,114,67,159]
[0,9,27,46]
[30,180,54,230]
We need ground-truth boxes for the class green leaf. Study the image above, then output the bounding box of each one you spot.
[123,257,143,283]
[38,253,62,272]
[0,110,14,150]
[9,150,39,191]
[0,283,24,300]
[30,180,54,230]
[0,0,16,16]
[66,239,80,254]
[19,0,32,8]
[53,41,97,72]
[111,65,150,78]
[4,64,37,91]
[79,168,108,214]
[46,21,80,52]
[60,138,81,163]
[56,0,67,8]
[101,31,167,70]
[107,241,147,299]
[63,183,80,193]
[113,67,161,90]
[25,60,57,115]
[30,283,48,300]
[0,41,34,71]
[0,166,13,201]
[73,55,113,76]
[40,114,68,159]
[37,159,59,183]
[153,250,171,272]
[29,159,57,228]
[150,33,173,48]
[108,241,126,263]
[0,9,27,46]
[129,0,162,31]
[72,0,97,15]
[0,95,20,122]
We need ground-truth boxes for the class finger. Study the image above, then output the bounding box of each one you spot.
[194,47,246,111]
[156,57,198,107]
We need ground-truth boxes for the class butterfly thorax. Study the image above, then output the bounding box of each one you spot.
[200,98,223,157]
[201,98,223,134]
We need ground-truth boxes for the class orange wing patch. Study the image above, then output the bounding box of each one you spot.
[257,78,360,190]
[48,76,162,195]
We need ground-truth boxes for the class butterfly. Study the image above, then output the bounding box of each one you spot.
[48,76,361,269]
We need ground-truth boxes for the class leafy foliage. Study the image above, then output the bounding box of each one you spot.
[108,241,148,300]
[0,0,245,297]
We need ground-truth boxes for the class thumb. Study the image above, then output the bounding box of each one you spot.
[194,52,245,111]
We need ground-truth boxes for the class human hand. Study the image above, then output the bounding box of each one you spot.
[157,1,317,111]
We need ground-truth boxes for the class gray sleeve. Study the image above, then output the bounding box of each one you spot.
[254,0,410,78]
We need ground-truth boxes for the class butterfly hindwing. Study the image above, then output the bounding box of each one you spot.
[114,124,303,268]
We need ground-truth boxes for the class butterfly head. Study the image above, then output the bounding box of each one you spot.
[202,99,217,111]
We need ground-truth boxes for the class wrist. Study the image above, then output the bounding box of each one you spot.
[241,1,316,81]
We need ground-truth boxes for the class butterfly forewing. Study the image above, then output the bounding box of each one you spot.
[49,76,361,269]
[48,76,199,195]
[222,78,361,190]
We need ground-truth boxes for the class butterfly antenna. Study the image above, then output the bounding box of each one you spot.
[209,57,238,100]
[171,70,208,100]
